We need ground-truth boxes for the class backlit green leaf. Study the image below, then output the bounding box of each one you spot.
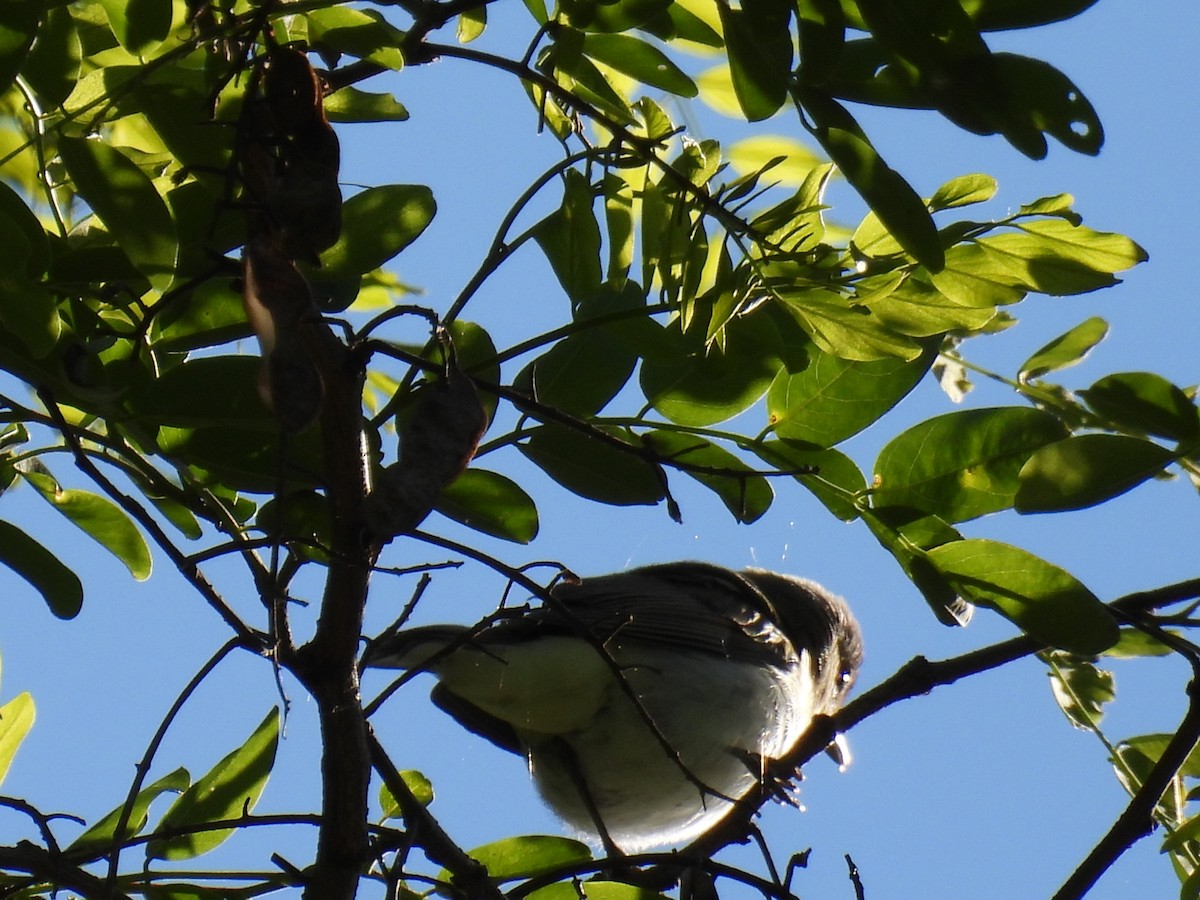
[149,709,280,860]
[641,322,780,427]
[1018,316,1108,382]
[319,185,435,279]
[752,439,866,521]
[0,691,34,787]
[927,539,1118,653]
[461,835,591,882]
[324,88,410,122]
[873,407,1069,521]
[21,465,152,580]
[1015,434,1175,513]
[57,137,178,291]
[980,219,1147,296]
[727,135,823,187]
[582,33,696,97]
[306,7,405,70]
[68,768,190,855]
[861,505,970,626]
[928,173,998,211]
[767,344,933,446]
[436,469,539,544]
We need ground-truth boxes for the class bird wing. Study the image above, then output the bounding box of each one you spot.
[485,562,797,668]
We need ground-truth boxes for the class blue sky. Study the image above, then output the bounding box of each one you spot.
[2,1,1198,897]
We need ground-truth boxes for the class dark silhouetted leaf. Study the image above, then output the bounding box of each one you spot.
[645,430,773,523]
[0,521,82,619]
[520,424,663,506]
[1080,372,1200,443]
[1015,434,1175,513]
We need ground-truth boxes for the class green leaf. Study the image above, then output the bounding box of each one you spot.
[0,209,59,358]
[927,173,998,211]
[435,469,539,544]
[379,769,434,820]
[21,3,80,107]
[20,465,152,580]
[528,884,668,900]
[727,135,824,187]
[860,505,970,626]
[0,521,83,619]
[461,835,591,882]
[149,276,247,352]
[323,88,410,123]
[873,407,1069,522]
[926,539,1118,653]
[968,0,1102,31]
[767,345,934,446]
[0,691,34,787]
[645,430,773,523]
[581,33,696,97]
[533,169,602,306]
[1015,434,1175,513]
[522,328,637,418]
[98,0,171,56]
[752,439,866,521]
[1045,651,1114,730]
[798,89,944,270]
[319,185,436,279]
[641,319,781,427]
[520,424,664,507]
[0,0,41,92]
[68,768,190,855]
[128,356,272,429]
[153,424,324,495]
[775,287,923,361]
[1102,628,1174,659]
[718,0,793,121]
[980,219,1147,296]
[306,7,405,70]
[558,0,672,32]
[458,6,487,42]
[929,242,1028,308]
[1079,372,1200,443]
[57,136,178,291]
[148,709,280,860]
[993,53,1102,156]
[1018,316,1108,382]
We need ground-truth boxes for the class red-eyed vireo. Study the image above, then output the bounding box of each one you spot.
[364,562,863,852]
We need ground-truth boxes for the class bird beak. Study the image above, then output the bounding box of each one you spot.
[824,733,852,771]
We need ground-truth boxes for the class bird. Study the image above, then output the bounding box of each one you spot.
[363,561,863,853]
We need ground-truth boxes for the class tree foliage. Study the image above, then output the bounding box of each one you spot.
[0,1,1196,898]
